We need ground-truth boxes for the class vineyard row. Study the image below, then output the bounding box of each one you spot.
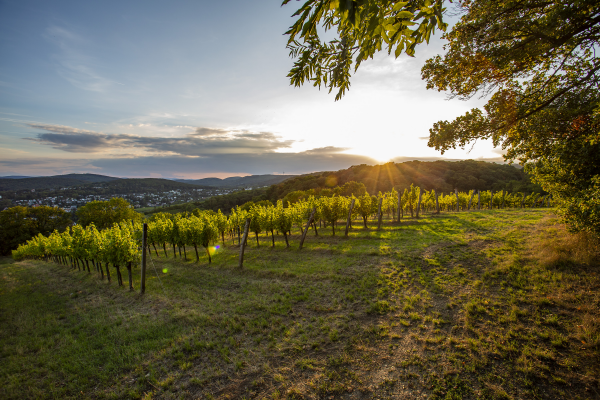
[12,188,551,291]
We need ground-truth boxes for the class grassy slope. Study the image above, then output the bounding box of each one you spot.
[1,209,599,400]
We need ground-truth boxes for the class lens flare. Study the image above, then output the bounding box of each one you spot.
[208,245,222,255]
[162,268,168,273]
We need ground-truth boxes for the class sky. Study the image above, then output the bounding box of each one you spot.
[0,0,502,179]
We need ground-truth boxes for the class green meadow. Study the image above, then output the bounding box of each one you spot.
[1,209,598,399]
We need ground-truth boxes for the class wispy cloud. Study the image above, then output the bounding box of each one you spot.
[44,26,120,92]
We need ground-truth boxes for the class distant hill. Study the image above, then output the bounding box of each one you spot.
[177,174,297,188]
[0,176,33,179]
[266,160,542,202]
[0,174,121,191]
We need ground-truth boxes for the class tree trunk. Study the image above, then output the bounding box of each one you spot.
[126,262,133,291]
[85,259,91,273]
[105,263,111,282]
[194,243,199,261]
[115,264,122,286]
[255,232,260,247]
[173,243,177,258]
[345,198,355,237]
[163,243,168,257]
[283,231,289,247]
[183,245,187,260]
[205,246,212,263]
[152,242,159,257]
[271,229,275,247]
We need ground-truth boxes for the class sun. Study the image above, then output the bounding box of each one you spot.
[350,146,398,164]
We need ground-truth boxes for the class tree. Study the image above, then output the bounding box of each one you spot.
[0,206,71,256]
[76,198,142,230]
[282,0,446,100]
[284,0,600,236]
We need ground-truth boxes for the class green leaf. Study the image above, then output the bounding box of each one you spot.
[395,10,413,19]
[392,2,408,12]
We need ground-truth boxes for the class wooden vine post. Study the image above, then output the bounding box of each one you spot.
[299,208,317,250]
[435,190,440,214]
[345,199,355,237]
[416,189,423,218]
[455,189,459,212]
[140,223,147,294]
[377,197,383,229]
[238,218,251,268]
[468,190,475,210]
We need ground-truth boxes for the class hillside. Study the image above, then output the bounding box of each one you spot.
[177,174,297,188]
[3,210,598,399]
[266,160,542,202]
[0,173,121,191]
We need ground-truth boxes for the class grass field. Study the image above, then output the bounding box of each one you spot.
[1,209,599,399]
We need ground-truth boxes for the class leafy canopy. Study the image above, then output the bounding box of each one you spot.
[0,205,72,255]
[283,0,600,236]
[76,197,142,230]
[282,0,447,100]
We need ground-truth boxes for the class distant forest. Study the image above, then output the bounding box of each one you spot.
[0,174,120,192]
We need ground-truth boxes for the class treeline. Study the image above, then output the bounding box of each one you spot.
[0,173,119,191]
[266,160,542,202]
[0,206,72,256]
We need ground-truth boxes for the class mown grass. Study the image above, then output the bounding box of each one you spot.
[1,209,599,399]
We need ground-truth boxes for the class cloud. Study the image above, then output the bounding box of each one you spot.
[302,146,349,154]
[193,127,228,137]
[26,123,295,155]
[0,152,379,178]
[44,25,120,92]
